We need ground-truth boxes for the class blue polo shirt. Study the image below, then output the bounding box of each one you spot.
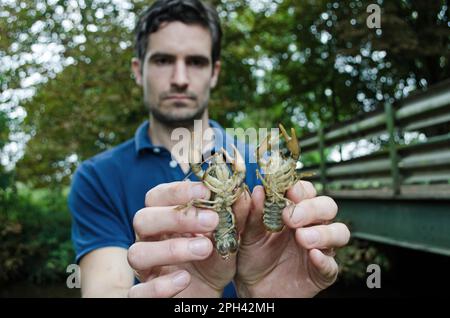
[68,119,260,298]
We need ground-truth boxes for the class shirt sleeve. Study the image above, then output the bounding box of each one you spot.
[68,160,132,263]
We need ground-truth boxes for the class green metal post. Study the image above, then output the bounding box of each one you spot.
[384,103,401,195]
[318,125,327,194]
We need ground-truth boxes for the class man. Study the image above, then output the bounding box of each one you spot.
[68,0,350,298]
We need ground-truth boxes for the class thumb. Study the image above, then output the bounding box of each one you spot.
[232,187,252,234]
[241,185,267,244]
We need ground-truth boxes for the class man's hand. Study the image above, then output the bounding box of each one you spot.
[235,181,350,298]
[127,181,249,298]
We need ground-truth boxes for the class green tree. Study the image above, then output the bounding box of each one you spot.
[1,0,448,187]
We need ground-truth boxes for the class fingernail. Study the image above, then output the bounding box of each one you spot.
[198,211,217,228]
[172,271,190,288]
[192,184,208,198]
[302,229,320,245]
[291,206,304,225]
[294,182,303,197]
[189,238,210,256]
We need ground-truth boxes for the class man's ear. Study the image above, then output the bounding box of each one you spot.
[131,57,143,86]
[210,60,221,89]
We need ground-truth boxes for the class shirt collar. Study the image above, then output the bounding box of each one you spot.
[133,119,234,155]
[134,120,155,154]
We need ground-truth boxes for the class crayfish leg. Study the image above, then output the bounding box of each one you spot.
[256,169,269,188]
[174,198,219,215]
[286,198,296,218]
[173,203,192,215]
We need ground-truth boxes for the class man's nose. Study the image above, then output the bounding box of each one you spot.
[170,60,189,89]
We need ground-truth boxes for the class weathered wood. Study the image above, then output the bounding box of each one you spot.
[325,184,450,200]
[327,177,392,188]
[324,113,386,142]
[298,83,450,202]
[397,133,450,152]
[401,184,450,199]
[403,111,450,132]
[399,149,450,169]
[325,188,394,199]
[326,158,391,177]
[299,136,319,149]
[396,89,450,120]
[403,172,450,184]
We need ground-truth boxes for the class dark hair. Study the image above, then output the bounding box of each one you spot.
[134,0,222,71]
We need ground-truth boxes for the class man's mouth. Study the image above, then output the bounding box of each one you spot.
[165,95,195,101]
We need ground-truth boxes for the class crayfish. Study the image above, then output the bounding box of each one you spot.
[178,144,247,259]
[256,124,309,232]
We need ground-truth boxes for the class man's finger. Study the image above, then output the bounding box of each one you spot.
[128,270,191,298]
[285,180,317,204]
[128,237,213,271]
[240,185,267,245]
[295,222,350,250]
[145,181,210,207]
[133,207,218,239]
[283,196,338,228]
[308,249,339,283]
[232,188,252,234]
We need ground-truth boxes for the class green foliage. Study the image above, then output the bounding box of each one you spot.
[336,239,390,283]
[0,111,9,149]
[1,0,447,290]
[0,110,73,288]
[0,184,74,286]
[2,0,447,187]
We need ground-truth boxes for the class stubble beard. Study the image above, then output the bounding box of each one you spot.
[146,99,208,128]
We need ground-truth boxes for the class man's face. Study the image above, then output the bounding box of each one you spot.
[132,21,220,126]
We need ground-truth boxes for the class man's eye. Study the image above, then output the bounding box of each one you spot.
[154,58,171,65]
[188,59,207,67]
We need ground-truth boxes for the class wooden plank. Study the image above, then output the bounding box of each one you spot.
[403,111,450,132]
[403,172,450,184]
[325,188,394,199]
[324,113,386,142]
[299,136,319,149]
[327,177,392,188]
[326,158,391,177]
[397,133,450,153]
[399,149,450,169]
[325,184,450,200]
[396,89,450,120]
[400,184,450,199]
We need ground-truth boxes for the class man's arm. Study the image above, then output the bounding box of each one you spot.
[80,247,135,297]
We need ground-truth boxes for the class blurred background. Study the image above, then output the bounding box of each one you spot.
[0,0,449,297]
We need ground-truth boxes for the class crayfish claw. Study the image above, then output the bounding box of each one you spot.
[256,132,272,164]
[279,124,300,160]
[222,145,246,174]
